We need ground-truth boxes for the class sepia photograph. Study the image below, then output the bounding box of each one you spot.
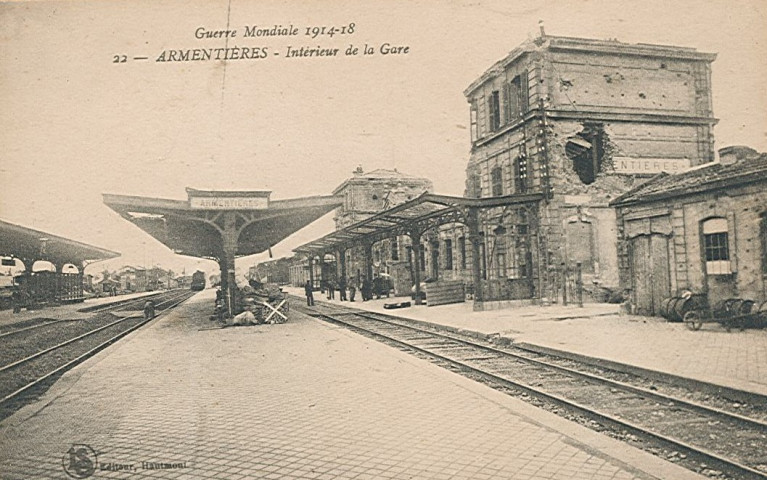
[1,0,766,478]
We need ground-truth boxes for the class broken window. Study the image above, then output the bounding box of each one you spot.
[566,124,606,185]
[491,166,503,196]
[467,172,482,198]
[470,102,478,141]
[504,73,528,122]
[488,90,501,131]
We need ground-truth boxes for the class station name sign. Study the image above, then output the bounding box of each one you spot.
[613,157,690,174]
[189,196,269,210]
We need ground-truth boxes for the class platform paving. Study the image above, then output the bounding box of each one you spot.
[0,289,704,479]
[285,287,767,397]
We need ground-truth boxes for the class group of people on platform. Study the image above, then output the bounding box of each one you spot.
[303,275,392,306]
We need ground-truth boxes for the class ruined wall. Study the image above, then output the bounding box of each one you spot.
[616,183,767,306]
[545,51,713,118]
[679,185,767,302]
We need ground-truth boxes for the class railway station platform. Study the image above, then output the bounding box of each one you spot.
[0,291,170,327]
[0,288,703,479]
[284,287,767,398]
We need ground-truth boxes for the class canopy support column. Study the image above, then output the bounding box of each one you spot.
[409,231,423,305]
[220,212,238,318]
[337,248,347,281]
[467,207,484,306]
[307,255,315,289]
[363,242,373,283]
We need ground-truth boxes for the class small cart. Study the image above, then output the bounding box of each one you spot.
[683,298,767,331]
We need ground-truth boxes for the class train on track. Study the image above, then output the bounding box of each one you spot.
[190,270,206,291]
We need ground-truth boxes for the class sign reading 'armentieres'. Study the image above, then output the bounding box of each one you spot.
[189,196,269,210]
[613,157,691,174]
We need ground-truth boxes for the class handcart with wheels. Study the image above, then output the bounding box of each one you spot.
[683,297,767,331]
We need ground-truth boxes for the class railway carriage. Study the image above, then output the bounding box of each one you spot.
[190,270,206,291]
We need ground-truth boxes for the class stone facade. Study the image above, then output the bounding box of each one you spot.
[456,34,717,302]
[612,147,767,315]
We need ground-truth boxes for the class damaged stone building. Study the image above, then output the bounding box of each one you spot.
[293,34,720,308]
[611,146,767,315]
[454,34,717,303]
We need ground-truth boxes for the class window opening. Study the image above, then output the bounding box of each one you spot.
[566,124,605,185]
[444,239,453,270]
[702,217,731,275]
[491,166,503,196]
[488,90,501,131]
[514,154,527,193]
[458,236,466,269]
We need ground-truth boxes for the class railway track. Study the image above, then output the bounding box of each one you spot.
[0,291,174,339]
[296,301,767,480]
[0,290,195,419]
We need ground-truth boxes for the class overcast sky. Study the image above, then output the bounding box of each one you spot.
[1,0,765,277]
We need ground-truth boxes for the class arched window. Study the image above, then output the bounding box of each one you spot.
[702,217,731,275]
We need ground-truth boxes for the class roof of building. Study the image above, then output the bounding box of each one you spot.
[103,190,342,259]
[294,192,543,254]
[464,34,716,98]
[610,152,767,207]
[0,219,120,266]
[332,168,432,194]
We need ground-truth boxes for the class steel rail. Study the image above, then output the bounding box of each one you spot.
[312,310,767,480]
[0,319,68,339]
[355,309,767,430]
[0,290,192,373]
[0,291,193,408]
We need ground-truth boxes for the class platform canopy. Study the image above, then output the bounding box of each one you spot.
[294,192,544,254]
[0,219,120,267]
[103,188,343,260]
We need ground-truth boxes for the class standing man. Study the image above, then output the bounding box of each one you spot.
[348,276,356,302]
[338,276,347,301]
[304,279,314,306]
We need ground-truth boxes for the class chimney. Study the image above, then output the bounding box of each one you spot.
[718,145,758,166]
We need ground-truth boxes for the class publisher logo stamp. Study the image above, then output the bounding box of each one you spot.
[62,444,97,479]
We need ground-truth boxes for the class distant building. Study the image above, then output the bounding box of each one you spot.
[115,266,148,292]
[292,168,432,292]
[611,146,767,315]
[250,257,292,285]
[332,167,433,229]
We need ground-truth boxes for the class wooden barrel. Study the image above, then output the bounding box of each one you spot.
[738,300,755,315]
[756,301,767,327]
[658,297,676,319]
[671,294,706,323]
[724,298,744,316]
[713,298,740,317]
[668,297,687,322]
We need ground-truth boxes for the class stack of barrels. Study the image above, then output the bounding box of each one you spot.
[659,294,767,328]
[658,294,707,322]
